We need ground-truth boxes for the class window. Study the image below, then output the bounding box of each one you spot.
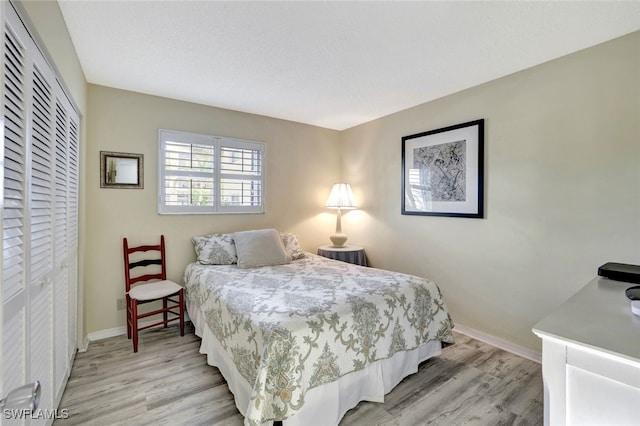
[158,129,264,214]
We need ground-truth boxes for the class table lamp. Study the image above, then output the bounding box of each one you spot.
[326,183,357,247]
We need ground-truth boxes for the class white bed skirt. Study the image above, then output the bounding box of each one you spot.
[187,298,442,426]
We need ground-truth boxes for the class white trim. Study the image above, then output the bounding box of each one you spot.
[87,325,128,342]
[85,320,541,363]
[454,324,542,364]
[87,314,191,343]
[77,336,90,353]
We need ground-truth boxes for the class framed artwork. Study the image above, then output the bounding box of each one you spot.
[100,151,144,189]
[401,119,484,218]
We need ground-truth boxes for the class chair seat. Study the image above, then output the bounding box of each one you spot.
[129,280,182,301]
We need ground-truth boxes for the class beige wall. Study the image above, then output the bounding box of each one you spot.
[85,85,340,333]
[19,0,87,112]
[340,31,640,352]
[15,0,640,353]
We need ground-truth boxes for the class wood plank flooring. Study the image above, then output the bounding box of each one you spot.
[54,324,542,425]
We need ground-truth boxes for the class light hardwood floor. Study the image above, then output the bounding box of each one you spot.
[54,324,543,425]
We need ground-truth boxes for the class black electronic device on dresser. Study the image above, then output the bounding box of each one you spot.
[598,262,640,317]
[597,262,640,284]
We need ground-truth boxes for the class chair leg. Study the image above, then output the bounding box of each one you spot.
[126,295,132,339]
[179,289,185,336]
[131,300,139,353]
[163,297,168,327]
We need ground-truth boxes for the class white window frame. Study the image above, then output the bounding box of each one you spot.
[158,129,265,214]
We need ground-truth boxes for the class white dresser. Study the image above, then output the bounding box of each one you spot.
[533,277,640,426]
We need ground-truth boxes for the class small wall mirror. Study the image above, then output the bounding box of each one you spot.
[100,151,144,189]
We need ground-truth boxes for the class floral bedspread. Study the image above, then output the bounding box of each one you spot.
[184,254,454,425]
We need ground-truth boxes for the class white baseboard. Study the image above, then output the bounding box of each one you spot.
[77,336,90,353]
[87,313,191,344]
[453,324,542,364]
[84,317,540,363]
[87,325,131,342]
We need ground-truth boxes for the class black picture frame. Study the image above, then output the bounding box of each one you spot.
[401,119,484,218]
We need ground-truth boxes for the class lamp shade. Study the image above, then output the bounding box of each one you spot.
[326,183,357,209]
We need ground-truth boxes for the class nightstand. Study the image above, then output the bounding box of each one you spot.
[317,245,368,267]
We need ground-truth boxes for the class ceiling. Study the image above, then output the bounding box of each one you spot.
[58,1,640,131]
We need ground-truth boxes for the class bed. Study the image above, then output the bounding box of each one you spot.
[183,230,454,426]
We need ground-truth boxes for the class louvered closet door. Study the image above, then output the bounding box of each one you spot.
[2,3,80,421]
[29,46,57,422]
[2,5,30,401]
[53,90,68,401]
[52,86,79,401]
[66,116,79,362]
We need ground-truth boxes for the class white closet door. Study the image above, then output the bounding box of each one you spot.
[2,3,29,402]
[67,116,79,361]
[52,87,79,401]
[53,91,68,400]
[2,3,79,422]
[29,50,56,421]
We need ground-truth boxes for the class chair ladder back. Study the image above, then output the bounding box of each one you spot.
[123,235,168,291]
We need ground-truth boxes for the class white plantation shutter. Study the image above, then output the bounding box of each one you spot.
[160,134,215,212]
[219,141,263,211]
[2,1,80,419]
[158,129,264,214]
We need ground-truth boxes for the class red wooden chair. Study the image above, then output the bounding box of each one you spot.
[123,235,184,352]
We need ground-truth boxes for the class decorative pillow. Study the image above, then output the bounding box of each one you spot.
[233,228,290,269]
[192,233,237,265]
[280,232,305,260]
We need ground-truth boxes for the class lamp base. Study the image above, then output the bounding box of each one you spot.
[329,233,348,248]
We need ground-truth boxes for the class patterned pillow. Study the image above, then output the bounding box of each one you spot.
[280,232,305,260]
[192,233,237,265]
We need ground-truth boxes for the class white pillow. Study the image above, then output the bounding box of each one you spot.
[233,229,290,269]
[280,232,305,260]
[192,233,237,265]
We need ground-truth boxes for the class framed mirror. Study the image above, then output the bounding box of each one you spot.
[100,151,144,189]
